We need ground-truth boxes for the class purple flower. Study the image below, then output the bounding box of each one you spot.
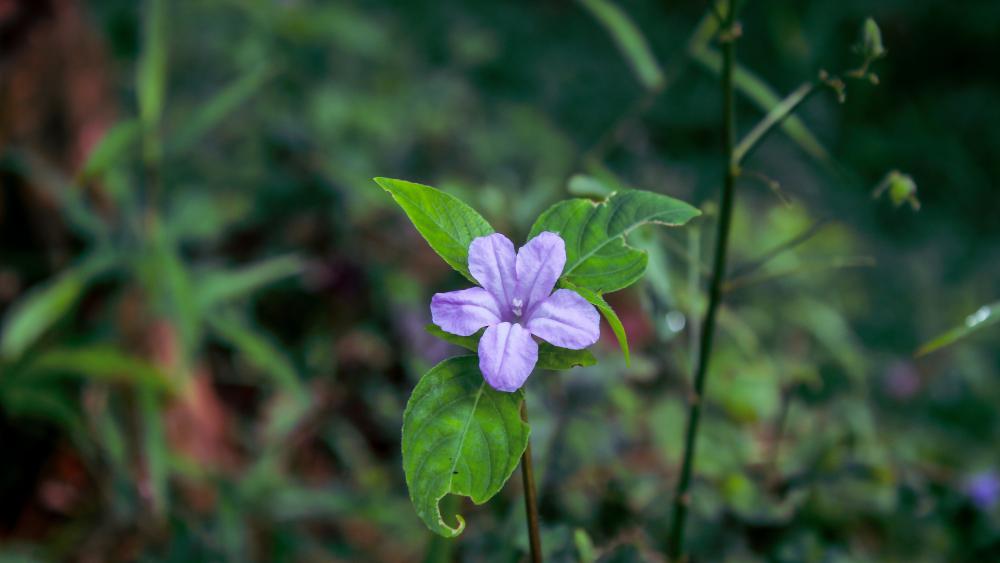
[431,232,600,392]
[964,471,1000,511]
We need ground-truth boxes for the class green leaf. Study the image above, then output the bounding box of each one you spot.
[578,0,664,91]
[916,301,1000,357]
[77,119,141,182]
[375,178,495,282]
[529,189,700,294]
[137,216,199,358]
[195,255,304,310]
[1,252,117,359]
[561,281,630,366]
[138,0,168,130]
[567,174,615,199]
[536,342,597,370]
[402,355,529,537]
[424,324,596,370]
[2,150,107,239]
[139,385,169,514]
[168,63,273,153]
[25,346,174,391]
[425,324,480,352]
[209,313,305,398]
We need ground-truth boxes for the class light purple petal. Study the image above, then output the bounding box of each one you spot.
[468,233,517,312]
[524,289,600,349]
[514,231,566,316]
[478,322,538,392]
[430,287,501,336]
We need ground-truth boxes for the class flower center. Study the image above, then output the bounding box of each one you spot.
[511,297,524,318]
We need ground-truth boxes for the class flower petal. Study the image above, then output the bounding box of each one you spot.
[468,233,517,312]
[430,287,501,336]
[524,289,600,349]
[515,231,566,315]
[478,322,538,392]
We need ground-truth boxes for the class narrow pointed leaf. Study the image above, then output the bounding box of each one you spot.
[375,178,495,282]
[138,0,168,129]
[168,63,273,152]
[578,0,664,91]
[209,313,305,398]
[916,301,1000,357]
[196,255,304,310]
[25,346,174,391]
[77,119,141,182]
[1,252,117,359]
[402,356,529,537]
[529,189,699,294]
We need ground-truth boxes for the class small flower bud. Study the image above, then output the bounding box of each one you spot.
[856,17,887,62]
[874,170,919,210]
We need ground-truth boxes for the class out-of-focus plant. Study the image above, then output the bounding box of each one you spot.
[0,0,307,557]
[663,4,893,560]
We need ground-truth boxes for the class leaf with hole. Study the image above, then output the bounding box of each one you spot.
[402,355,528,537]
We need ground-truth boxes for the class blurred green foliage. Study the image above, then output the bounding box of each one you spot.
[0,0,997,561]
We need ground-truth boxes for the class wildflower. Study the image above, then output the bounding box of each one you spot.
[964,471,1000,511]
[431,232,600,392]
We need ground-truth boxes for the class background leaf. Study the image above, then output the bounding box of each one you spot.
[168,63,273,153]
[195,255,304,311]
[77,119,140,182]
[1,252,117,359]
[24,346,174,391]
[916,301,1000,357]
[375,178,495,282]
[578,0,664,91]
[402,355,528,537]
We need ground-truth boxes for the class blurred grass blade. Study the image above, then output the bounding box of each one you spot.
[196,255,304,310]
[916,301,1000,357]
[139,217,199,358]
[138,0,167,167]
[1,252,117,359]
[578,0,665,91]
[690,47,831,164]
[77,119,141,182]
[138,0,167,129]
[168,63,273,153]
[0,381,83,435]
[209,312,305,398]
[26,346,174,391]
[1,150,107,239]
[139,386,169,514]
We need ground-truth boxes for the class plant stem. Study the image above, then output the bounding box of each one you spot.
[667,0,738,559]
[521,402,543,563]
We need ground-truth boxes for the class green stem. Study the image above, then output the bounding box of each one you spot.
[732,80,817,164]
[667,1,738,559]
[521,402,543,563]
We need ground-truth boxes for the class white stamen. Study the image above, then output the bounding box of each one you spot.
[511,297,524,317]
